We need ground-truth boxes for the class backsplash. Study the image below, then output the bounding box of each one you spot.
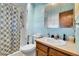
[47,28,75,39]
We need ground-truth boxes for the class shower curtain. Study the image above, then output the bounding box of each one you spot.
[0,4,20,56]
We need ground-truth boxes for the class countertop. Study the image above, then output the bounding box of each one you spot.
[35,38,79,56]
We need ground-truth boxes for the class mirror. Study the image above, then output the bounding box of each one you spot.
[44,3,74,28]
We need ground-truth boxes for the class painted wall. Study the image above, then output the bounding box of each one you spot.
[33,4,47,36]
[26,4,35,44]
[26,4,34,35]
[27,3,75,40]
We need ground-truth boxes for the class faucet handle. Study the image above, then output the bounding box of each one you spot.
[47,33,50,37]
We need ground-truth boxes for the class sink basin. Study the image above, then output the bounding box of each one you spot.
[42,37,67,46]
[54,40,67,46]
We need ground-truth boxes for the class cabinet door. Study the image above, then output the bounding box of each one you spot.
[36,49,47,56]
[49,48,68,56]
[36,42,48,53]
[48,48,56,56]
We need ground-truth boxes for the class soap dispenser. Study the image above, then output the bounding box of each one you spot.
[63,34,66,41]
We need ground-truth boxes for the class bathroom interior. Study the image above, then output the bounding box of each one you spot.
[0,3,79,56]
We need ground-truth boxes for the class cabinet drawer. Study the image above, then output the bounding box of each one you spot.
[36,42,48,53]
[36,49,47,56]
[49,48,67,56]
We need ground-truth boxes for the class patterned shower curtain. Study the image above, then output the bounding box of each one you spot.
[0,3,20,56]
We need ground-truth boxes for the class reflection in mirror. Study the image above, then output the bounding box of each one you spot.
[59,10,74,28]
[44,4,59,28]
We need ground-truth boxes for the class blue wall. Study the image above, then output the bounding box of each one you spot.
[27,3,75,38]
[27,4,35,35]
[33,4,47,36]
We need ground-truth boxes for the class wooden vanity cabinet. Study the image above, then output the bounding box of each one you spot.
[36,41,70,56]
